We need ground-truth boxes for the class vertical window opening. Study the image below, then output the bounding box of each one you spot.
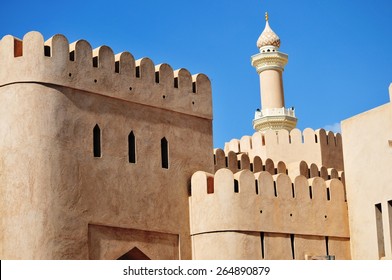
[161,137,169,169]
[326,187,331,201]
[155,72,160,83]
[325,236,330,256]
[174,77,179,88]
[128,131,136,163]
[192,82,197,93]
[375,203,385,258]
[234,179,239,193]
[315,134,318,143]
[255,180,259,195]
[309,186,313,199]
[135,66,140,78]
[290,234,295,259]
[250,163,254,172]
[93,56,98,67]
[115,61,120,73]
[273,181,277,197]
[69,50,75,61]
[237,160,241,170]
[93,124,101,158]
[44,45,51,57]
[260,232,265,259]
[291,183,295,198]
[213,154,216,165]
[225,157,228,167]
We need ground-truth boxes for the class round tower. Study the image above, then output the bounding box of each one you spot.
[251,12,297,132]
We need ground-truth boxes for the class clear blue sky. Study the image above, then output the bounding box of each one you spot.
[1,0,391,148]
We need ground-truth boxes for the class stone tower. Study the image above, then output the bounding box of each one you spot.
[251,13,297,132]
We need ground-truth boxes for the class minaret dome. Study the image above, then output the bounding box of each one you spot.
[257,12,281,50]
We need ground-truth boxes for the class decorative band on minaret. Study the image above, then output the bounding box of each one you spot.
[251,12,297,132]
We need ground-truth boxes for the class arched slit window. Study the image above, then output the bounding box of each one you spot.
[128,131,136,163]
[161,137,169,169]
[93,124,101,157]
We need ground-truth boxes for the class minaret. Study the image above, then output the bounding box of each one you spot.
[251,12,297,132]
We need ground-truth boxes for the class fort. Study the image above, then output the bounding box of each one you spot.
[0,13,391,260]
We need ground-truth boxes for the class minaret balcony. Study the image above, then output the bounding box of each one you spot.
[253,107,297,132]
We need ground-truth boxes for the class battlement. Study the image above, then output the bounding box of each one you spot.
[189,168,349,238]
[0,31,212,119]
[213,150,345,186]
[222,128,344,170]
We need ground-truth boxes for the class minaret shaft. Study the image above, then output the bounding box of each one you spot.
[259,69,285,110]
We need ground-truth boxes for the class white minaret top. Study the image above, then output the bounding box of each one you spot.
[251,12,297,133]
[257,12,281,50]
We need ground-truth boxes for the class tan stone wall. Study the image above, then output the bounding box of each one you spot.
[0,32,214,259]
[224,128,344,170]
[192,232,262,260]
[189,168,350,259]
[342,98,392,260]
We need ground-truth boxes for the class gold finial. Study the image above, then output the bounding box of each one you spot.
[265,12,269,22]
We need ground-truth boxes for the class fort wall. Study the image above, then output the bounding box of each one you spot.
[0,32,214,259]
[214,149,345,187]
[224,128,344,170]
[0,32,212,119]
[189,169,350,259]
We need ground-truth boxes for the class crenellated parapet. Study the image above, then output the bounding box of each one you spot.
[214,149,345,187]
[0,32,212,119]
[189,169,349,238]
[222,128,343,170]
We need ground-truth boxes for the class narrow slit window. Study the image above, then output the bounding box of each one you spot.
[161,137,169,169]
[192,82,197,93]
[234,179,239,193]
[155,72,160,83]
[255,180,259,195]
[174,77,179,88]
[375,203,385,259]
[128,131,136,163]
[273,181,278,197]
[291,183,295,198]
[93,56,98,67]
[93,124,101,157]
[325,236,330,256]
[290,234,295,259]
[260,232,265,259]
[309,186,313,199]
[44,45,51,57]
[135,66,140,78]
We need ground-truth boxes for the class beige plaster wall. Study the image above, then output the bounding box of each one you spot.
[0,32,214,259]
[259,70,285,109]
[342,99,392,259]
[223,128,344,170]
[189,168,350,259]
[192,232,261,260]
